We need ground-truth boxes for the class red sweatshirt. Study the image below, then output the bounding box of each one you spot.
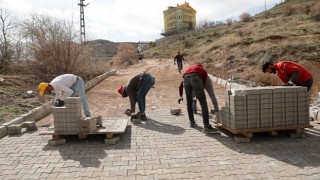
[179,64,208,97]
[274,61,312,84]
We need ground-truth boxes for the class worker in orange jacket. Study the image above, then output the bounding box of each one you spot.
[262,61,313,91]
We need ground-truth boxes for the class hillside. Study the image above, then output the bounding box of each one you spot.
[84,39,118,58]
[145,0,320,98]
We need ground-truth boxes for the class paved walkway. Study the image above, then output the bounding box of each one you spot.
[1,59,320,180]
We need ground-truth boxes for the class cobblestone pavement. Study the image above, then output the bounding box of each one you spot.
[1,59,320,180]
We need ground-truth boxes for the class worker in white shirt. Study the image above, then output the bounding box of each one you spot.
[38,74,91,117]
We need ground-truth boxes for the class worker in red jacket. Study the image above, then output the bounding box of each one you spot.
[262,61,313,91]
[178,64,216,132]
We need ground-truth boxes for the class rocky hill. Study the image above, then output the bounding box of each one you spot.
[84,39,118,58]
[145,0,320,98]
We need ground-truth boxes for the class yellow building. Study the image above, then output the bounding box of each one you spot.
[163,2,196,36]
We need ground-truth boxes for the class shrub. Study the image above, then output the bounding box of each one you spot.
[239,13,252,22]
[310,2,320,14]
[283,5,295,16]
[226,18,233,26]
[252,72,282,86]
[184,39,193,48]
[310,13,320,22]
[112,43,137,66]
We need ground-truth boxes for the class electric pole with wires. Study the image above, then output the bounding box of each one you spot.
[78,0,89,43]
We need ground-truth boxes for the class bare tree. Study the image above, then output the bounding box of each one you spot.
[20,14,91,80]
[0,8,18,70]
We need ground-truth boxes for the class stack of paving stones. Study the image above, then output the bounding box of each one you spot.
[52,97,97,133]
[221,86,309,130]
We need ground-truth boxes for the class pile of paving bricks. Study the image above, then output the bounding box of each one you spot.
[52,97,99,133]
[221,86,309,130]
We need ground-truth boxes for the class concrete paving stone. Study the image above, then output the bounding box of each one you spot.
[56,172,77,179]
[74,171,93,178]
[1,72,320,180]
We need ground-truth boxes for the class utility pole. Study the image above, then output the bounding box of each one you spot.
[78,0,89,43]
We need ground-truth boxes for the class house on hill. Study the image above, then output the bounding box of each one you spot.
[163,2,196,36]
[137,41,153,51]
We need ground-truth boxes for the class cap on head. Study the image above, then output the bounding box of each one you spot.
[262,62,273,73]
[118,86,123,96]
[38,82,49,96]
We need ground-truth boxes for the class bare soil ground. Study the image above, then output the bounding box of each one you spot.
[0,75,43,124]
[37,58,226,126]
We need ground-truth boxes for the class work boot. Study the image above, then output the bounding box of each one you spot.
[203,124,218,133]
[137,112,147,121]
[190,121,197,128]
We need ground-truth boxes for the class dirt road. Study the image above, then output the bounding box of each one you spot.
[38,59,226,125]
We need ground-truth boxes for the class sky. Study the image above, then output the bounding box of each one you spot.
[0,0,283,42]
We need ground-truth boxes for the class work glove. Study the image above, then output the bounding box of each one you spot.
[178,97,183,104]
[284,81,295,86]
[54,99,65,107]
[124,109,132,116]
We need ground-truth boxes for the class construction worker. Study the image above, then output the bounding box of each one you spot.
[38,74,91,117]
[262,61,313,91]
[118,72,155,120]
[174,51,186,73]
[193,75,220,118]
[178,64,216,132]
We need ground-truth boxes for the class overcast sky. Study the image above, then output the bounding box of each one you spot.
[0,0,283,42]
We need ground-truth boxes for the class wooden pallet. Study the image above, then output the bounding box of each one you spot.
[39,119,129,140]
[212,120,313,142]
[217,123,313,138]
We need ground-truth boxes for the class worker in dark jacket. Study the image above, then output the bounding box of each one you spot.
[174,51,186,73]
[262,61,313,91]
[118,72,155,120]
[178,64,216,132]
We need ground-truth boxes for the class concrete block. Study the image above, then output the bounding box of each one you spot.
[286,120,297,126]
[65,97,81,104]
[260,117,272,123]
[7,124,22,135]
[211,76,218,83]
[48,139,66,146]
[261,103,272,109]
[0,126,8,139]
[237,85,248,89]
[260,93,273,100]
[22,111,36,123]
[105,136,120,145]
[254,87,274,93]
[273,86,296,93]
[221,79,227,87]
[260,122,272,128]
[22,121,38,131]
[294,86,308,92]
[97,116,103,126]
[273,121,286,127]
[225,82,231,89]
[309,107,320,121]
[247,123,260,129]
